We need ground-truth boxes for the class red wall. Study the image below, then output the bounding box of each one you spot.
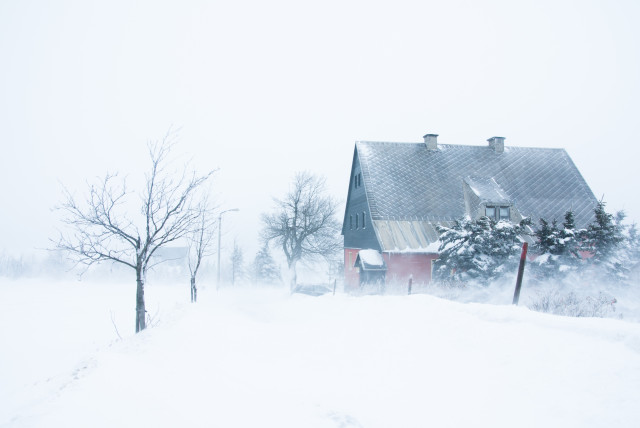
[344,248,361,289]
[384,253,438,286]
[344,249,438,289]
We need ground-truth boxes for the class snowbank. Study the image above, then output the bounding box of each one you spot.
[1,278,640,427]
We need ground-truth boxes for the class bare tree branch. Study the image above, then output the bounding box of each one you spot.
[54,131,215,331]
[260,171,341,291]
[186,195,218,302]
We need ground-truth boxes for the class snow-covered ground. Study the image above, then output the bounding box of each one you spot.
[2,278,640,427]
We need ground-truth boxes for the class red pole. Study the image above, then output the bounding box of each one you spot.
[512,242,528,305]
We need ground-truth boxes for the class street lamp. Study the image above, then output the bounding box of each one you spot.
[217,208,239,290]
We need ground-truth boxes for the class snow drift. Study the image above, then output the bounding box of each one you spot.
[1,278,640,427]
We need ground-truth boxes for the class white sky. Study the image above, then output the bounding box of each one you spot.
[2,0,640,259]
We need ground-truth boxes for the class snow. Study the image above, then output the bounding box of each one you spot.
[534,253,551,264]
[387,240,441,254]
[357,249,385,267]
[2,278,640,427]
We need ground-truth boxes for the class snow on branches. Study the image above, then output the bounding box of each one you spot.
[433,216,531,284]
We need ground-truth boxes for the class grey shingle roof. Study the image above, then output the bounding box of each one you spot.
[357,141,597,230]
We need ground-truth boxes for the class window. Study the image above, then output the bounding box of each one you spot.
[350,215,353,230]
[362,212,366,229]
[499,207,510,221]
[485,205,510,221]
[485,206,496,219]
[354,173,363,189]
[355,213,359,229]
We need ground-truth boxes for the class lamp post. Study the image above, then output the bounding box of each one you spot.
[217,208,239,290]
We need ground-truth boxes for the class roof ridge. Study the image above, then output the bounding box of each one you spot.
[356,140,566,151]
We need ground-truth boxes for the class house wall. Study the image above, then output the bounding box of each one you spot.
[344,249,438,290]
[342,151,380,251]
[344,248,361,289]
[383,253,438,286]
[343,149,382,288]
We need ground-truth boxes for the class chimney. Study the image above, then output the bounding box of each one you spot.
[423,133,438,150]
[487,136,505,153]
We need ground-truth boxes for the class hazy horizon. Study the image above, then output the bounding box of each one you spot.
[2,0,640,261]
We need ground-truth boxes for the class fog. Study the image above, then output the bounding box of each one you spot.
[2,0,640,261]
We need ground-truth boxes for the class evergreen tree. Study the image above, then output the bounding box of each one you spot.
[581,201,627,280]
[532,218,562,279]
[536,219,560,253]
[230,241,244,285]
[583,201,625,263]
[434,216,530,284]
[624,223,640,265]
[251,244,281,285]
[531,210,582,280]
[559,210,581,261]
[563,209,575,231]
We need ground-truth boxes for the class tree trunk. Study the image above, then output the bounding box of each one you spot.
[135,268,146,333]
[288,260,297,293]
[190,276,197,303]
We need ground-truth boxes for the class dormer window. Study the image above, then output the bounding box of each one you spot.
[499,207,510,220]
[485,205,510,221]
[485,206,496,219]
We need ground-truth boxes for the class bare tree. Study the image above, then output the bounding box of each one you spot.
[55,134,214,332]
[260,171,341,291]
[186,197,217,302]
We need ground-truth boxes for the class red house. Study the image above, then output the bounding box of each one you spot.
[342,134,597,290]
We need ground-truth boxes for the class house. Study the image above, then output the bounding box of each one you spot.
[342,134,598,289]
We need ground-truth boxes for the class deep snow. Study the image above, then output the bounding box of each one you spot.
[1,278,640,427]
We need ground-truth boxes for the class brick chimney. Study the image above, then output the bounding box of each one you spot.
[424,134,438,150]
[487,136,505,153]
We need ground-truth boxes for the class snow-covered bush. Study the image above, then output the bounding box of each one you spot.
[433,216,530,285]
[528,290,618,318]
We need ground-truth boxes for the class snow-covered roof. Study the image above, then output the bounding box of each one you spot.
[354,249,387,271]
[356,141,597,229]
[463,176,511,204]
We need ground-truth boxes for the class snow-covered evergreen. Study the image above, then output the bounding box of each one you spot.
[531,210,582,280]
[582,201,626,279]
[529,202,639,285]
[434,217,530,284]
[250,245,281,285]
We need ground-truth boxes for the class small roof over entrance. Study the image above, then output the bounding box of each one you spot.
[354,249,387,271]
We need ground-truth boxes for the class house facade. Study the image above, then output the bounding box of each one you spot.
[342,134,598,289]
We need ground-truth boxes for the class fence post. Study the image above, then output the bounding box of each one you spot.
[408,276,413,295]
[512,242,528,305]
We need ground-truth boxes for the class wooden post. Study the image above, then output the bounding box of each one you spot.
[408,276,413,295]
[512,242,528,305]
[333,279,337,296]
